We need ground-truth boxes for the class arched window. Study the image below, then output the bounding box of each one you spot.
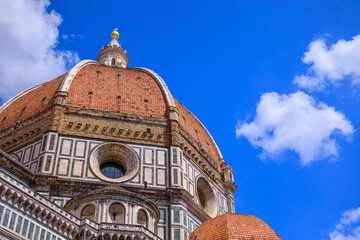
[111,58,116,66]
[137,209,148,228]
[109,203,125,224]
[81,205,96,221]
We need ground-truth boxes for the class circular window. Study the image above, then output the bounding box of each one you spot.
[89,142,139,183]
[100,162,125,179]
[197,187,207,209]
[196,177,217,217]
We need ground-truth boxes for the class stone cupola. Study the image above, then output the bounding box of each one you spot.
[97,28,129,68]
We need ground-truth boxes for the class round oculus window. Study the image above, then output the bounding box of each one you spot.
[196,177,217,217]
[100,162,126,179]
[197,187,207,209]
[89,142,139,183]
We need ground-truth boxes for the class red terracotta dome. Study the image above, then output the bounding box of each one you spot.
[189,212,281,240]
[0,61,223,165]
[0,73,66,132]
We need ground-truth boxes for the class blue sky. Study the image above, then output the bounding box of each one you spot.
[1,0,360,239]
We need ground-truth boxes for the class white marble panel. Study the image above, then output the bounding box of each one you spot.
[157,169,166,186]
[144,149,153,164]
[157,150,165,166]
[58,159,69,175]
[75,141,85,157]
[60,140,72,155]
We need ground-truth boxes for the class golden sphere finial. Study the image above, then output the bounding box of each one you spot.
[111,28,119,39]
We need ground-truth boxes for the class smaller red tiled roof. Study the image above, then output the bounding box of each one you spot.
[189,212,281,240]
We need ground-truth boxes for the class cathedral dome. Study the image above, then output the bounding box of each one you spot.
[189,212,281,240]
[0,29,243,240]
[0,45,223,168]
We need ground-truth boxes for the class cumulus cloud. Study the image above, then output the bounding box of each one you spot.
[329,206,360,240]
[294,35,360,91]
[236,91,354,165]
[0,0,79,101]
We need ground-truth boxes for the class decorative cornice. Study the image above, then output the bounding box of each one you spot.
[63,105,168,126]
[179,126,222,175]
[0,106,52,138]
[178,127,237,194]
[59,106,169,147]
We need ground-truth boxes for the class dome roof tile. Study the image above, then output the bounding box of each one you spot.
[0,73,66,132]
[65,64,168,118]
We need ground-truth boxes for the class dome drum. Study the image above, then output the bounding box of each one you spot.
[179,135,227,187]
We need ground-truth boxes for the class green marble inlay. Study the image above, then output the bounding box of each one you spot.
[180,151,183,166]
[37,156,44,172]
[0,206,3,223]
[181,172,183,186]
[174,210,180,223]
[34,225,40,240]
[45,155,52,171]
[173,148,177,164]
[173,169,178,185]
[21,219,29,236]
[40,228,46,239]
[15,216,23,233]
[2,209,10,227]
[27,222,34,239]
[9,212,17,229]
[49,134,56,151]
[42,135,48,151]
[174,229,181,240]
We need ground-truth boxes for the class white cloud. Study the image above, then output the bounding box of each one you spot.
[329,206,360,240]
[0,0,79,101]
[61,34,83,41]
[294,35,360,91]
[236,91,354,165]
